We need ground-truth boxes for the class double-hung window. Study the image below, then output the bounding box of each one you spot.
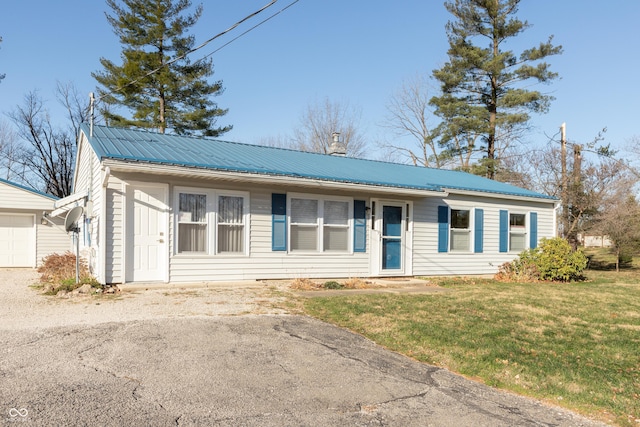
[439,206,483,253]
[323,200,349,251]
[217,195,245,253]
[509,213,526,252]
[175,187,248,256]
[450,209,471,251]
[178,193,207,253]
[290,198,319,251]
[289,196,351,253]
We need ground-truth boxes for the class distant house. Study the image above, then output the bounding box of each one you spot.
[54,124,558,285]
[0,178,69,267]
[580,234,612,248]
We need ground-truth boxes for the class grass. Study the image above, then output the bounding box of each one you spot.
[301,250,640,426]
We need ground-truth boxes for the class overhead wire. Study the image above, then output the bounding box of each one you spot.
[96,0,291,102]
[196,0,300,62]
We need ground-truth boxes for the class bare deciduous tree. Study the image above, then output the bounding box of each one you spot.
[381,75,444,168]
[8,83,90,197]
[0,120,24,181]
[522,138,638,244]
[253,134,293,150]
[291,98,367,158]
[623,135,640,179]
[593,196,640,271]
[0,36,5,84]
[494,147,535,189]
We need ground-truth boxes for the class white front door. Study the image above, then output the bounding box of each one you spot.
[127,184,168,282]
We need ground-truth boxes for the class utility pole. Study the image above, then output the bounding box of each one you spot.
[560,123,567,239]
[569,143,582,248]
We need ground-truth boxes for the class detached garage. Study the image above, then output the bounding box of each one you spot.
[0,178,69,268]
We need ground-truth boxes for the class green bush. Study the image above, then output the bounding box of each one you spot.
[323,281,344,289]
[496,237,587,282]
[535,237,588,281]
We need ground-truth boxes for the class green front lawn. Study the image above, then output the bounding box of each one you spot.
[302,274,640,426]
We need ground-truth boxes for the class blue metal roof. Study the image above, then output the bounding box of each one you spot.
[0,177,58,200]
[82,124,555,201]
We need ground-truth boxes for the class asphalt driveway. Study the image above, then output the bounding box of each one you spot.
[0,270,608,426]
[2,316,610,426]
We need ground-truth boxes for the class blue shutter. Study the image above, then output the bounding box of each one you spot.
[438,206,449,253]
[474,208,484,253]
[499,210,508,253]
[353,200,366,252]
[272,193,287,251]
[530,212,538,249]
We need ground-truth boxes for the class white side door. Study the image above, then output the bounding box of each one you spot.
[127,184,168,282]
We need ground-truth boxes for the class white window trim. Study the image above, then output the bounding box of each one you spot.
[287,193,353,254]
[509,211,528,252]
[174,186,250,257]
[449,207,472,252]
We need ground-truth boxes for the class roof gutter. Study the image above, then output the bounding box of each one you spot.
[444,188,557,204]
[102,159,448,198]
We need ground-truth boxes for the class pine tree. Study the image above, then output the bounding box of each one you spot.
[93,0,231,137]
[430,0,562,179]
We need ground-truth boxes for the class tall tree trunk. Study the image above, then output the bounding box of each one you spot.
[487,29,500,180]
[159,92,166,134]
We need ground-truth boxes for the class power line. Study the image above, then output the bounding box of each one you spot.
[196,0,301,62]
[96,0,281,102]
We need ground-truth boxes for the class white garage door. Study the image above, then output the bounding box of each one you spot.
[0,214,35,267]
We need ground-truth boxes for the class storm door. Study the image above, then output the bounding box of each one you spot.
[381,205,403,270]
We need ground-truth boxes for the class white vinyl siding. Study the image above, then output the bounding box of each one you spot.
[36,217,69,266]
[85,166,555,284]
[105,184,124,284]
[168,188,370,283]
[70,136,103,279]
[412,195,556,277]
[0,184,54,210]
[93,174,557,284]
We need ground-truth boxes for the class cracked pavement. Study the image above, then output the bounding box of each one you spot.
[1,316,608,426]
[0,269,609,426]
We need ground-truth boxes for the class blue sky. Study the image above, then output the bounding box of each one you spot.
[1,0,638,159]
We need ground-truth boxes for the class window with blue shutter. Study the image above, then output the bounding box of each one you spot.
[529,212,538,249]
[353,200,366,252]
[272,193,287,251]
[438,205,449,253]
[474,208,484,253]
[499,210,508,253]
